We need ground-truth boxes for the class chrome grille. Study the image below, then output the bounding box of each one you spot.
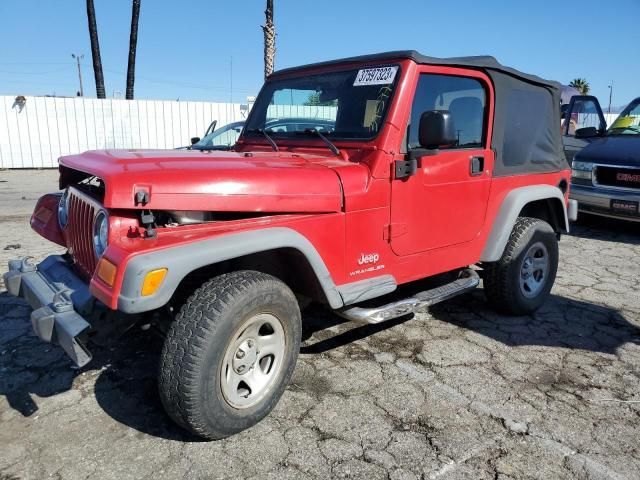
[64,188,100,279]
[595,165,640,190]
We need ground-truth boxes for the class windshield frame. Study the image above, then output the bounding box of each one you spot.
[192,121,245,150]
[606,97,640,136]
[242,63,402,143]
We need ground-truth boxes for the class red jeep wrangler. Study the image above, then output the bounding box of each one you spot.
[4,51,577,439]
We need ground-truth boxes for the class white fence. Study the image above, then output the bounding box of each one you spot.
[566,112,619,134]
[1,94,624,170]
[604,113,618,127]
[0,96,246,168]
[266,104,337,121]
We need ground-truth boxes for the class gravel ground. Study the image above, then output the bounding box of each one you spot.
[1,170,639,480]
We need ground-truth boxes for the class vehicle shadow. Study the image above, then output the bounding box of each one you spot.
[299,304,412,354]
[2,287,638,442]
[436,289,640,354]
[0,292,202,442]
[300,290,640,356]
[91,333,206,442]
[569,214,640,245]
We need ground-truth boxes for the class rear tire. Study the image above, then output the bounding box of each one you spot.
[158,270,301,440]
[483,217,558,315]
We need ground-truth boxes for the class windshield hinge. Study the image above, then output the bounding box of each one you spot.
[383,223,408,241]
[134,191,149,206]
[394,159,417,179]
[140,210,157,238]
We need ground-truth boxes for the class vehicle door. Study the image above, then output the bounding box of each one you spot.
[562,95,606,165]
[390,69,493,256]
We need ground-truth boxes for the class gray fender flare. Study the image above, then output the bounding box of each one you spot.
[117,227,343,313]
[480,185,568,262]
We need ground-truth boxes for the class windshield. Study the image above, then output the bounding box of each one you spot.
[607,98,640,136]
[245,65,400,140]
[192,122,244,150]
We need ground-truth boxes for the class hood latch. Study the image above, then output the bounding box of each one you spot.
[134,190,150,206]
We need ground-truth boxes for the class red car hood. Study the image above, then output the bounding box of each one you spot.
[59,149,349,212]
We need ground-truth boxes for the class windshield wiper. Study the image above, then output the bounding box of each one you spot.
[304,129,340,156]
[246,128,279,151]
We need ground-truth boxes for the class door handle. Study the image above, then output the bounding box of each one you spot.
[470,156,484,176]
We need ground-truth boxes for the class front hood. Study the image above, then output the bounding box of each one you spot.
[575,136,640,166]
[59,149,347,212]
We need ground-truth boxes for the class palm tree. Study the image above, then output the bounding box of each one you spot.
[86,0,106,98]
[126,0,141,100]
[569,78,590,95]
[262,0,275,79]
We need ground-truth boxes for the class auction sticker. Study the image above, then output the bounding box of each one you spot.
[353,66,398,86]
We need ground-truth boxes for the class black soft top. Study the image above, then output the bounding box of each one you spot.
[274,50,560,90]
[275,50,567,176]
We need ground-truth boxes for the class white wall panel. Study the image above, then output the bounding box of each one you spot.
[0,96,247,168]
[3,95,625,170]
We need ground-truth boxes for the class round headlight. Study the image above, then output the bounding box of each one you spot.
[93,211,109,257]
[58,189,70,229]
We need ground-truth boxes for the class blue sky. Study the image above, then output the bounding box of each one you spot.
[0,0,638,109]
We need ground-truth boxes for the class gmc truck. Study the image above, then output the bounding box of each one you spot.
[562,95,640,221]
[4,51,577,439]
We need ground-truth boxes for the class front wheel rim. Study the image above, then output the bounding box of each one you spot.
[220,312,286,409]
[519,241,549,299]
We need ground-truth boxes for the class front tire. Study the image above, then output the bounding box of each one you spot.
[483,217,559,315]
[158,270,301,439]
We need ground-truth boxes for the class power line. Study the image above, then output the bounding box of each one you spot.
[0,61,255,94]
[81,64,254,93]
[0,62,256,97]
[0,66,73,75]
[0,61,75,66]
[0,79,73,86]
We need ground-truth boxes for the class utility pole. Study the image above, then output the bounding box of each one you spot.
[608,82,613,114]
[72,53,84,97]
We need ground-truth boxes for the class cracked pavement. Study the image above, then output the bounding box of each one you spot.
[1,170,639,479]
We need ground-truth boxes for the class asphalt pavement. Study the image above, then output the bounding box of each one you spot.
[0,169,639,479]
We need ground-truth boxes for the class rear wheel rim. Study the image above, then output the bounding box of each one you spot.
[519,241,549,299]
[220,312,286,409]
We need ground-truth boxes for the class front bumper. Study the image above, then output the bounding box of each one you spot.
[570,184,640,222]
[3,255,94,366]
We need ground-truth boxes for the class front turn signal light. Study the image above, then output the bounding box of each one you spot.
[97,258,117,287]
[141,268,168,296]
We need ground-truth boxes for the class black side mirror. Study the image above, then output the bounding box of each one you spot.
[418,110,457,149]
[190,137,201,145]
[575,127,599,139]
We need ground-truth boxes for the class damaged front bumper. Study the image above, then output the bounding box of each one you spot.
[3,255,94,367]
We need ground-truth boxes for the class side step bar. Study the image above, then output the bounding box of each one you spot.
[338,269,480,324]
